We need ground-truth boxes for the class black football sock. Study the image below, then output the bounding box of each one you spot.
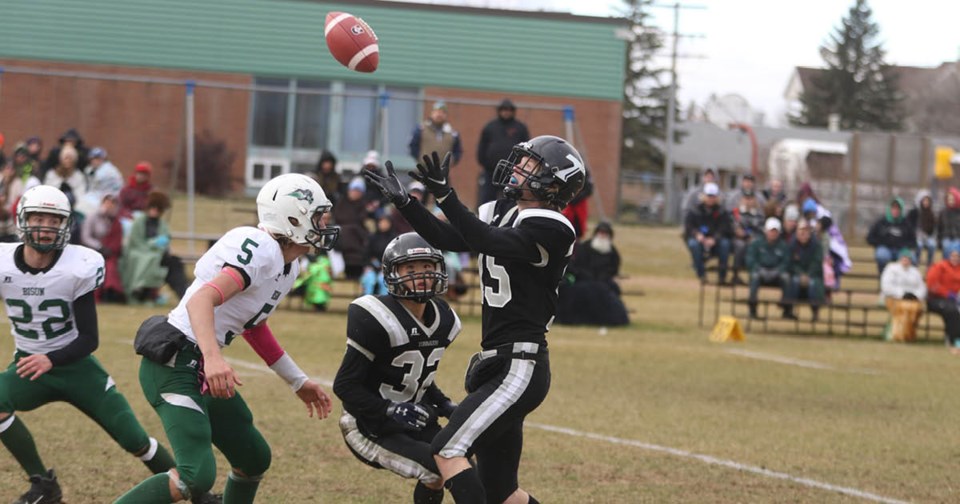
[444,468,485,504]
[528,495,540,504]
[414,481,444,504]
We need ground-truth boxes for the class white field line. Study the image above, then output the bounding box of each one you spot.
[526,422,908,504]
[724,348,881,375]
[111,341,903,503]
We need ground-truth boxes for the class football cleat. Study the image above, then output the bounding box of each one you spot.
[13,469,62,504]
[191,492,223,504]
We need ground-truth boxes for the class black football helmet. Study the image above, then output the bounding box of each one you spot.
[492,135,587,208]
[382,233,448,302]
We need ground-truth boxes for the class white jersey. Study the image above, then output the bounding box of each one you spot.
[167,227,299,347]
[0,243,104,354]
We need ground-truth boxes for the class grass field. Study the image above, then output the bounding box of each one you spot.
[1,200,959,503]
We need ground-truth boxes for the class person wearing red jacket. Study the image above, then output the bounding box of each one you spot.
[925,249,960,354]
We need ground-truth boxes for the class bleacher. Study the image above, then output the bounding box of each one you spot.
[699,245,945,341]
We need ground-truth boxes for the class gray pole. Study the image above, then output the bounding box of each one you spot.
[185,80,196,257]
[663,2,679,224]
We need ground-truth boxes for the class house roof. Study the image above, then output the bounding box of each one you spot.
[788,62,960,134]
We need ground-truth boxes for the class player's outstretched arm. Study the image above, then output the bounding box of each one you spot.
[242,323,331,419]
[365,160,470,252]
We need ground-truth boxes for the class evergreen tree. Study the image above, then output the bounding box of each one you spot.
[792,0,903,131]
[619,0,671,173]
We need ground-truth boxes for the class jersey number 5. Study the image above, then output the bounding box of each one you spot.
[380,348,444,403]
[480,254,512,308]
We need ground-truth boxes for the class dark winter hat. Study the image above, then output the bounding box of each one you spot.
[497,98,516,111]
[743,174,755,181]
[595,221,614,238]
[89,147,108,159]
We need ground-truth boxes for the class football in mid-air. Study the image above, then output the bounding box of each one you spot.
[324,11,379,73]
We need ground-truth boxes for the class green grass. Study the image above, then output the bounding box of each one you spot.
[1,207,957,502]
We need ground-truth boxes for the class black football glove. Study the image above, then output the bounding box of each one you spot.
[386,402,430,431]
[411,151,453,199]
[364,160,410,207]
[435,399,457,419]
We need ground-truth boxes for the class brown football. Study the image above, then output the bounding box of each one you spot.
[324,11,379,73]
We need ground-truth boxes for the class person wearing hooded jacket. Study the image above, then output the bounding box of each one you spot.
[926,250,960,353]
[476,98,530,205]
[867,197,916,274]
[907,189,937,267]
[41,128,89,180]
[937,188,960,259]
[311,149,343,205]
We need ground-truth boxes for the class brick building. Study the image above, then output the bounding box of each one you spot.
[0,0,626,214]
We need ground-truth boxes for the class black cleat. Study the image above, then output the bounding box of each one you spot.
[192,492,223,504]
[14,469,62,504]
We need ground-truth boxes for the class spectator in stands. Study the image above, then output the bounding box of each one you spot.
[24,136,43,165]
[727,174,765,211]
[409,101,462,166]
[781,204,800,243]
[801,198,819,227]
[6,144,41,221]
[908,190,937,267]
[311,149,343,206]
[0,161,16,242]
[360,259,388,296]
[43,145,87,213]
[562,168,593,239]
[925,249,960,353]
[42,128,89,180]
[867,197,916,274]
[746,217,791,320]
[367,214,397,269]
[763,178,787,206]
[684,182,733,284]
[682,166,723,218]
[731,188,765,285]
[118,161,154,219]
[391,181,426,235]
[120,192,188,305]
[881,248,926,342]
[293,253,333,312]
[937,188,960,259]
[785,220,824,321]
[476,98,529,205]
[332,177,371,279]
[81,194,125,303]
[360,150,390,219]
[86,147,123,197]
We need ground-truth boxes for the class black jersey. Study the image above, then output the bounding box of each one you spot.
[475,199,576,348]
[333,294,461,436]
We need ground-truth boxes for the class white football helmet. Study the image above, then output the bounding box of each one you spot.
[256,173,339,251]
[17,185,73,252]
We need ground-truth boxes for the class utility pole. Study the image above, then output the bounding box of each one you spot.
[652,2,705,224]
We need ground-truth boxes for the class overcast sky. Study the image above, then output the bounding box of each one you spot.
[398,0,960,126]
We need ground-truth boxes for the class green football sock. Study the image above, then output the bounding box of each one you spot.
[223,472,262,504]
[115,473,173,503]
[0,415,47,476]
[139,438,177,474]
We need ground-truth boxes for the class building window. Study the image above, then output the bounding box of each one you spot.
[293,80,330,149]
[342,84,377,154]
[251,78,289,147]
[384,86,418,158]
[246,157,289,187]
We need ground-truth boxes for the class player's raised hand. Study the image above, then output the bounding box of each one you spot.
[411,151,453,199]
[386,402,430,431]
[364,160,410,207]
[16,354,53,381]
[296,380,333,420]
[203,354,243,398]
